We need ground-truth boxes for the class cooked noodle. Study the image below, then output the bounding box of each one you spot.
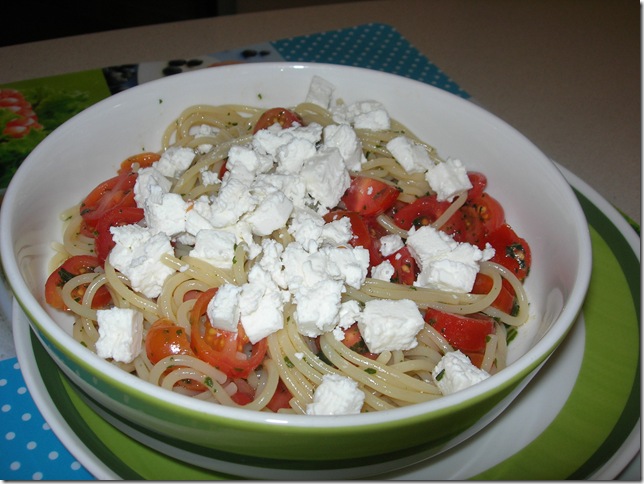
[48,98,530,414]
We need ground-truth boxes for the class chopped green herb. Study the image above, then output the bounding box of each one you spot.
[435,369,445,381]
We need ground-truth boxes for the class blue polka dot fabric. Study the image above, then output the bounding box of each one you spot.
[0,358,93,480]
[272,23,470,98]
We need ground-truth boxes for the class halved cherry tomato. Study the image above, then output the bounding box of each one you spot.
[118,152,161,174]
[253,107,304,133]
[44,255,112,311]
[266,379,293,412]
[384,246,417,285]
[486,223,532,281]
[190,288,268,379]
[95,206,145,265]
[392,195,452,231]
[471,273,517,315]
[145,318,207,391]
[80,171,138,230]
[466,172,488,201]
[341,323,378,359]
[452,193,505,248]
[145,318,195,364]
[341,176,401,217]
[425,307,495,353]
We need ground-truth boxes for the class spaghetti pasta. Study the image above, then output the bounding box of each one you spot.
[45,88,532,415]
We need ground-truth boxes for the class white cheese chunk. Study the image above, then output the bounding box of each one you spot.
[432,350,491,395]
[386,136,433,174]
[331,100,390,130]
[305,75,336,109]
[378,233,405,257]
[108,225,175,298]
[142,192,188,237]
[133,167,172,207]
[358,299,424,353]
[406,225,494,293]
[189,229,237,270]
[425,158,473,202]
[306,373,365,416]
[371,259,395,281]
[154,146,195,179]
[322,123,366,172]
[207,283,242,332]
[238,265,289,343]
[95,307,143,363]
[300,147,351,214]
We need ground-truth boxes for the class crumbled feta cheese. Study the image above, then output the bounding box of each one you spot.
[358,299,424,353]
[207,283,242,332]
[189,229,237,270]
[238,265,290,343]
[95,307,143,363]
[425,158,472,202]
[209,177,258,227]
[134,167,171,207]
[322,123,366,172]
[386,136,433,174]
[226,145,273,182]
[432,350,491,395]
[306,75,336,109]
[300,147,351,214]
[244,187,293,236]
[293,279,344,337]
[142,192,188,237]
[108,225,175,298]
[200,167,221,186]
[154,146,195,178]
[379,234,405,257]
[406,225,494,293]
[371,259,395,281]
[306,373,365,415]
[331,100,390,130]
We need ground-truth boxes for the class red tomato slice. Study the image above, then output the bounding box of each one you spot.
[392,195,452,231]
[341,176,401,217]
[145,318,208,391]
[324,210,383,266]
[266,379,293,412]
[80,171,138,229]
[145,318,195,364]
[95,206,145,265]
[485,223,532,281]
[118,152,161,174]
[425,307,495,353]
[450,193,504,248]
[384,246,417,285]
[341,323,378,359]
[471,273,517,315]
[253,107,304,133]
[466,172,488,201]
[44,255,112,311]
[190,288,268,379]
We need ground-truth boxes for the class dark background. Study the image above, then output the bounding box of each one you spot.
[0,0,366,47]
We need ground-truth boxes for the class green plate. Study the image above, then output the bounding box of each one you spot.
[14,164,640,480]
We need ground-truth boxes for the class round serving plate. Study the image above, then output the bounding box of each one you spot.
[12,163,639,480]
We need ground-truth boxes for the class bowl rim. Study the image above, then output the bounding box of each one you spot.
[0,61,593,429]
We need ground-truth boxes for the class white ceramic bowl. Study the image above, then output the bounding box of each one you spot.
[0,63,592,479]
